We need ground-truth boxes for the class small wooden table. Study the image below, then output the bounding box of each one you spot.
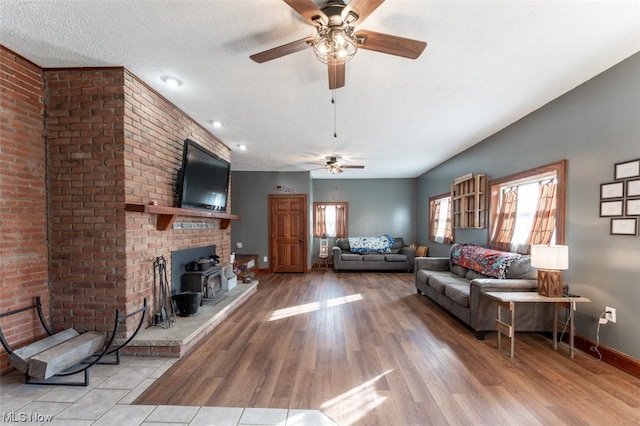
[484,292,591,359]
[317,255,329,271]
[234,254,259,279]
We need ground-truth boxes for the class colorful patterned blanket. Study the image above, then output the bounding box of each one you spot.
[348,235,395,253]
[450,244,523,279]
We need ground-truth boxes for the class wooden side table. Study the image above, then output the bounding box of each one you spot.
[317,254,329,271]
[484,291,591,359]
[234,254,259,280]
[317,238,329,271]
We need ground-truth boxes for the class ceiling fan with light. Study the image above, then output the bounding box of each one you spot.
[250,0,427,89]
[308,156,365,174]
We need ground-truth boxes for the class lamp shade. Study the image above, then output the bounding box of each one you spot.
[531,245,569,270]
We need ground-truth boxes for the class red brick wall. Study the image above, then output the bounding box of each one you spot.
[122,70,231,321]
[45,67,231,337]
[45,67,128,334]
[1,54,231,373]
[0,46,49,374]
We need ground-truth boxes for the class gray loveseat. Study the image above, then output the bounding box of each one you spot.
[332,237,415,272]
[415,243,561,339]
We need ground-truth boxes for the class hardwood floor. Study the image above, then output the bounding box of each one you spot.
[135,272,640,425]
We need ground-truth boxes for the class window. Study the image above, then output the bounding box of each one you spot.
[313,202,348,237]
[429,193,453,244]
[489,160,566,253]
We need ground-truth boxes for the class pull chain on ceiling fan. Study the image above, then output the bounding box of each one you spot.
[250,0,427,90]
[332,87,337,138]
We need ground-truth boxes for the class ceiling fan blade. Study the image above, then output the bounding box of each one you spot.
[328,62,345,89]
[356,29,427,59]
[341,165,365,169]
[250,37,313,63]
[343,0,385,25]
[282,0,326,25]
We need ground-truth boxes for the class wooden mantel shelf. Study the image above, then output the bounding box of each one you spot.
[125,203,240,231]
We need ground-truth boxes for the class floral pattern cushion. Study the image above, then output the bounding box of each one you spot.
[450,244,523,279]
[348,235,395,253]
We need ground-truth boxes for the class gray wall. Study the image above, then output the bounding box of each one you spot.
[230,171,311,269]
[312,178,417,254]
[231,175,418,269]
[417,52,640,359]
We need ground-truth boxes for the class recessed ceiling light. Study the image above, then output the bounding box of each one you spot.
[160,75,183,87]
[237,144,247,151]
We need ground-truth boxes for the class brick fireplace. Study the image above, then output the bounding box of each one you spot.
[47,67,232,332]
[1,46,233,372]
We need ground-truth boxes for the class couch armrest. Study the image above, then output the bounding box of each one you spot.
[414,256,449,273]
[470,278,568,298]
[470,278,539,313]
[399,246,416,270]
[331,246,342,270]
[470,278,538,292]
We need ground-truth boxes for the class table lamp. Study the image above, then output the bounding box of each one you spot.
[531,244,568,297]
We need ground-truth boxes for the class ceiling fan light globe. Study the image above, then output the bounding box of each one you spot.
[316,41,330,55]
[313,26,357,65]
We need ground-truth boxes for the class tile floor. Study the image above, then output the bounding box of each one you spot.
[0,356,336,425]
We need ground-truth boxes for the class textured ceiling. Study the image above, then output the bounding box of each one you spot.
[1,1,639,178]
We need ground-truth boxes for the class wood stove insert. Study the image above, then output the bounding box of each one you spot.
[181,267,222,304]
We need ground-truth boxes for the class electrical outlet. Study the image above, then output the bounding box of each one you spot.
[605,306,616,323]
[263,256,268,263]
[236,242,242,249]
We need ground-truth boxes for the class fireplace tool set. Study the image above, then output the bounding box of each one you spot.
[153,255,175,328]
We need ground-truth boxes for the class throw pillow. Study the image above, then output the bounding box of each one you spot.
[348,235,394,253]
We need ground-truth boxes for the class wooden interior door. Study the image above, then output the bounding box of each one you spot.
[269,194,307,273]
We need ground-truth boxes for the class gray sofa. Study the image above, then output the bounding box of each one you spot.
[415,244,561,339]
[332,237,415,272]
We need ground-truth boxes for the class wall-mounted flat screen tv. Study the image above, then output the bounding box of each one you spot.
[177,139,230,212]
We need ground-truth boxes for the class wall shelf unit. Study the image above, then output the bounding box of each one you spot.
[125,203,240,231]
[451,174,487,228]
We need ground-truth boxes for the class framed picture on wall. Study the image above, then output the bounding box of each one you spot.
[627,179,640,197]
[610,218,638,235]
[614,158,640,180]
[600,181,624,199]
[600,200,624,217]
[626,199,640,216]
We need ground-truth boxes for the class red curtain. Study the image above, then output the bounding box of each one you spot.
[526,181,557,246]
[429,199,453,244]
[314,203,348,237]
[429,200,440,242]
[314,204,326,237]
[444,207,453,244]
[335,204,347,238]
[490,188,518,251]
